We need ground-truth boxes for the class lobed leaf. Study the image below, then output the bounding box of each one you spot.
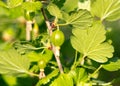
[26,51,40,62]
[9,6,23,18]
[22,1,42,12]
[7,0,23,8]
[103,57,120,71]
[91,0,120,21]
[78,0,90,11]
[47,3,62,18]
[27,49,53,62]
[69,68,88,84]
[65,10,93,29]
[50,73,73,86]
[61,0,79,13]
[0,49,30,75]
[71,23,114,63]
[36,69,59,86]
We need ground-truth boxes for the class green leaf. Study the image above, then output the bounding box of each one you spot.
[0,42,12,50]
[69,68,92,86]
[0,7,9,16]
[47,3,62,18]
[2,75,17,86]
[92,79,112,86]
[22,1,42,12]
[9,6,23,18]
[14,42,43,54]
[91,0,120,21]
[78,0,90,11]
[61,0,79,12]
[76,68,88,82]
[77,82,92,86]
[71,23,114,63]
[0,1,7,7]
[64,10,93,29]
[26,51,40,62]
[7,0,23,8]
[50,73,73,86]
[36,69,59,86]
[61,11,69,20]
[103,57,120,71]
[69,68,88,84]
[39,49,53,63]
[0,49,30,75]
[27,49,53,62]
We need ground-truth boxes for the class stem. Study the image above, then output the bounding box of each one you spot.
[39,69,46,79]
[21,45,47,50]
[52,47,63,73]
[90,65,103,78]
[41,8,64,73]
[56,55,63,73]
[26,71,39,77]
[26,21,33,41]
[71,51,78,70]
[25,0,33,41]
[80,55,86,65]
[71,53,86,70]
[84,65,103,82]
[76,54,86,66]
[41,8,52,35]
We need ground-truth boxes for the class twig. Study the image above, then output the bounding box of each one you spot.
[39,69,46,79]
[41,8,64,73]
[90,65,103,77]
[25,0,33,41]
[71,51,78,70]
[26,20,33,41]
[41,8,52,35]
[52,46,64,73]
[26,71,39,77]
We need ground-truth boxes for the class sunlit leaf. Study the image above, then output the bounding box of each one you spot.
[47,3,62,18]
[39,49,53,63]
[2,75,17,86]
[22,1,42,12]
[14,42,43,54]
[0,1,7,7]
[0,49,30,75]
[91,0,120,21]
[9,6,23,18]
[92,79,112,86]
[27,49,53,62]
[7,0,23,8]
[61,0,78,12]
[78,0,90,11]
[71,23,114,63]
[50,73,73,86]
[0,42,12,50]
[0,7,9,16]
[26,51,40,62]
[61,11,69,20]
[64,10,93,29]
[69,68,88,84]
[77,82,92,86]
[103,57,120,71]
[36,69,59,86]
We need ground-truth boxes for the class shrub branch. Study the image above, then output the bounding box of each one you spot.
[41,8,63,73]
